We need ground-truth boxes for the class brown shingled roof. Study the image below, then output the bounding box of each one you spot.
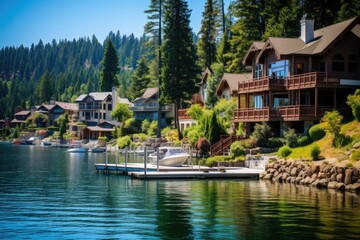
[216,73,252,95]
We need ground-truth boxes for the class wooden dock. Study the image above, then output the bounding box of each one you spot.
[94,163,263,179]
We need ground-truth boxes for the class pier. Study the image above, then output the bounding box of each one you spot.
[94,163,263,180]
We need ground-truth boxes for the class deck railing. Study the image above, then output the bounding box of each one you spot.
[178,109,192,120]
[238,72,340,92]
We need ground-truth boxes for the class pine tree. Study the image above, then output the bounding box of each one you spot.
[37,71,53,103]
[162,0,201,139]
[129,58,151,101]
[100,40,119,92]
[197,0,219,69]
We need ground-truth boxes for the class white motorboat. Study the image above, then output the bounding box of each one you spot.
[68,147,87,153]
[148,147,190,167]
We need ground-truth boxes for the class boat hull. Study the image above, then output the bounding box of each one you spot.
[149,154,189,167]
[67,148,87,153]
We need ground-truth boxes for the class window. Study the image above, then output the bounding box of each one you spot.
[94,113,98,119]
[103,113,106,119]
[255,64,263,79]
[332,54,344,72]
[253,95,263,108]
[103,104,106,110]
[108,104,112,111]
[268,60,289,78]
[348,55,358,72]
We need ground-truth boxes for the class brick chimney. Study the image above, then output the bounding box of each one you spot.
[300,14,314,44]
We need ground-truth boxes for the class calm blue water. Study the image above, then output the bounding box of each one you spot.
[0,145,360,240]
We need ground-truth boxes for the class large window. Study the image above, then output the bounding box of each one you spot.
[348,55,358,72]
[255,64,263,79]
[268,60,289,78]
[273,94,289,107]
[332,54,344,72]
[253,95,263,108]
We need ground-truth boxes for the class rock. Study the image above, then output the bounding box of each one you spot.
[344,168,353,185]
[318,172,326,179]
[330,166,337,174]
[303,176,311,185]
[328,181,338,189]
[319,163,328,172]
[274,174,282,182]
[323,164,332,173]
[350,183,360,193]
[345,184,352,192]
[353,142,360,149]
[290,167,299,177]
[336,167,345,175]
[330,174,336,182]
[336,183,346,191]
[273,171,280,177]
[317,179,329,188]
[263,174,273,180]
[311,179,320,187]
[281,173,289,181]
[311,165,320,174]
[268,168,277,174]
[286,176,292,183]
[336,173,344,183]
[295,177,302,184]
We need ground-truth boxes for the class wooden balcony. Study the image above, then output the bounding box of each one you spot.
[238,72,340,93]
[178,109,192,120]
[286,72,340,90]
[238,76,286,93]
[233,105,350,122]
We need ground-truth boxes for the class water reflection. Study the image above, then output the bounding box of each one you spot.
[0,146,359,239]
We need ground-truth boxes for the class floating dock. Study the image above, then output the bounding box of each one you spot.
[94,163,263,180]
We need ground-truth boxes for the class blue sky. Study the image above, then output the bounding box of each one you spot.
[0,0,229,48]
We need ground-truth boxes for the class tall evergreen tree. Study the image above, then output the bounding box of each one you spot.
[100,40,120,92]
[162,0,201,139]
[197,0,219,69]
[129,58,151,101]
[37,71,53,103]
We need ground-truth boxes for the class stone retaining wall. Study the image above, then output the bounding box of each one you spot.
[260,160,360,193]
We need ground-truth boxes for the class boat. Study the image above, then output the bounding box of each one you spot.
[148,147,190,167]
[25,137,39,145]
[67,147,87,153]
[88,147,106,153]
[41,141,52,147]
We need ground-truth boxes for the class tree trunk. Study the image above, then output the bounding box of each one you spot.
[175,99,183,140]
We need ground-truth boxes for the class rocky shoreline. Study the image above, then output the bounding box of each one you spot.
[260,160,360,193]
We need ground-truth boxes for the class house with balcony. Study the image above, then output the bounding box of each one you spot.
[131,87,174,126]
[234,15,360,136]
[216,73,252,102]
[36,101,79,127]
[10,111,31,127]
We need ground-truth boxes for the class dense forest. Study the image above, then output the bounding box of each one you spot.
[0,0,359,119]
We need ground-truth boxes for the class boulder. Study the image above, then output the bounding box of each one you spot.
[263,174,273,180]
[317,179,329,188]
[290,167,299,177]
[344,168,353,185]
[330,174,336,182]
[328,181,338,189]
[336,173,344,183]
[336,167,345,175]
[353,142,360,149]
[350,183,360,193]
[319,163,328,172]
[336,183,346,191]
[311,164,320,174]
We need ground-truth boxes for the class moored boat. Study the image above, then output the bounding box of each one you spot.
[148,147,190,167]
[88,147,106,153]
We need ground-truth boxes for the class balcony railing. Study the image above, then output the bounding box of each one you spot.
[238,76,286,93]
[79,104,101,110]
[178,109,192,120]
[233,105,350,122]
[238,72,340,93]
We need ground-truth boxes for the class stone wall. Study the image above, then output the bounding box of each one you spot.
[260,160,360,193]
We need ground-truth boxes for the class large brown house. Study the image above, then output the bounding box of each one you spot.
[234,15,360,136]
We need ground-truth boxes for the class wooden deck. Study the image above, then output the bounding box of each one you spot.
[94,163,262,180]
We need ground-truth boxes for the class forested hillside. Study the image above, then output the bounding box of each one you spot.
[0,31,149,119]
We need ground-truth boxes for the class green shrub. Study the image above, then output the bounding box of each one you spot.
[347,89,360,121]
[98,136,108,141]
[235,156,245,161]
[133,133,147,142]
[267,137,285,148]
[309,125,325,141]
[310,144,321,160]
[117,136,133,149]
[204,156,232,167]
[230,141,244,158]
[351,149,360,161]
[250,122,274,147]
[297,135,312,146]
[334,133,351,148]
[284,128,298,148]
[278,145,292,158]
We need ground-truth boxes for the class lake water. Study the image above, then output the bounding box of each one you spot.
[0,145,359,239]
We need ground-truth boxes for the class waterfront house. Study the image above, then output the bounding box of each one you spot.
[10,110,31,127]
[131,87,174,126]
[82,120,120,140]
[36,101,78,127]
[234,15,360,136]
[216,73,252,103]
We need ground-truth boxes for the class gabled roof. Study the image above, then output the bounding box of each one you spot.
[243,41,265,66]
[216,73,252,95]
[14,111,30,116]
[255,16,359,62]
[37,104,56,111]
[75,92,112,102]
[55,102,78,111]
[10,118,26,123]
[133,88,159,102]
